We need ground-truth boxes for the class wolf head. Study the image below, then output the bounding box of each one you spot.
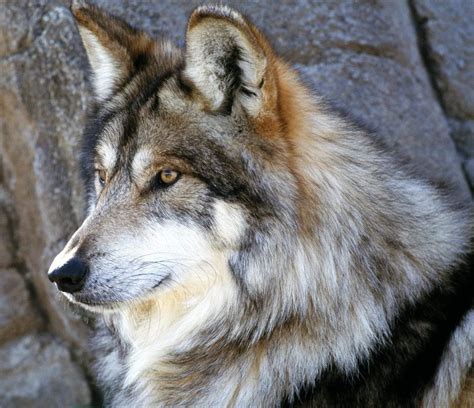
[48,2,309,319]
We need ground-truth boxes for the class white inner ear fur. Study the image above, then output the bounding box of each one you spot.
[185,21,266,112]
[78,27,123,101]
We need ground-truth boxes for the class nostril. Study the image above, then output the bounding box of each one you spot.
[48,257,88,293]
[61,276,80,286]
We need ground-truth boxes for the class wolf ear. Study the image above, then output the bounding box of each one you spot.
[184,6,276,114]
[71,0,155,101]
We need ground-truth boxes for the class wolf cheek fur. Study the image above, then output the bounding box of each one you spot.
[47,1,473,406]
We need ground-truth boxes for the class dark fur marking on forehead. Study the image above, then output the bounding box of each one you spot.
[129,68,176,112]
[106,52,154,103]
[81,106,119,194]
[116,68,178,162]
[118,111,139,169]
[166,143,266,215]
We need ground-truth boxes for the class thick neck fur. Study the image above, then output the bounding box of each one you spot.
[94,62,471,407]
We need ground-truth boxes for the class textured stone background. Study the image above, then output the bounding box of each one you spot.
[0,0,472,406]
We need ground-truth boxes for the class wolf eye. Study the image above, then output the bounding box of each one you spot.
[95,169,107,187]
[158,169,180,186]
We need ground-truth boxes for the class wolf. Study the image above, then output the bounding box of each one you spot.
[48,1,473,406]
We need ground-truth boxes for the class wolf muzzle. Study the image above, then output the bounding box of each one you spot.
[48,257,88,293]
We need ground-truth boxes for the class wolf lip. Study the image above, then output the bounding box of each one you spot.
[68,275,170,309]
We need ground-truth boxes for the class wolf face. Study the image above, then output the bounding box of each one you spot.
[48,4,300,314]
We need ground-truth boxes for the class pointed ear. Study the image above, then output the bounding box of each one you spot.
[71,0,155,101]
[184,6,278,115]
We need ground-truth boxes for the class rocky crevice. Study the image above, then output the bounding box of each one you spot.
[408,0,447,113]
[1,187,49,328]
[409,0,474,193]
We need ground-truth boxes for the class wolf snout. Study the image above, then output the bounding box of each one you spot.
[48,257,88,293]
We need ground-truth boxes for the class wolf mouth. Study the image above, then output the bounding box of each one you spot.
[66,274,171,310]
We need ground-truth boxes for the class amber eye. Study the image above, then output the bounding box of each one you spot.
[159,169,180,185]
[96,169,107,187]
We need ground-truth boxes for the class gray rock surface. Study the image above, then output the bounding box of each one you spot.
[0,204,14,268]
[413,0,474,190]
[413,0,474,119]
[0,268,42,344]
[449,118,474,157]
[0,2,91,349]
[0,334,91,408]
[465,158,474,189]
[0,0,472,405]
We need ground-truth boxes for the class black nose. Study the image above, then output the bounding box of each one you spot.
[48,257,88,293]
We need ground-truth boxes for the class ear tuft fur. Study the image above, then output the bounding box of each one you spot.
[184,5,271,114]
[188,5,247,29]
[71,0,89,12]
[72,1,154,101]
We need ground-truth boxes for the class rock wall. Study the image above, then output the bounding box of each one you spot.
[0,1,472,405]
